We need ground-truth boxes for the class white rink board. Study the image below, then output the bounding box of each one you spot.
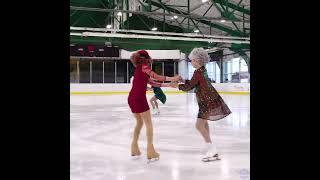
[70,83,250,93]
[120,49,181,59]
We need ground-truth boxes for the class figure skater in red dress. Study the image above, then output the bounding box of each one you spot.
[128,50,181,161]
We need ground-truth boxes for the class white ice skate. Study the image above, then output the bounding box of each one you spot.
[152,108,159,115]
[202,143,221,162]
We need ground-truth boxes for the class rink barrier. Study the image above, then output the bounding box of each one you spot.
[70,91,249,95]
[70,83,250,95]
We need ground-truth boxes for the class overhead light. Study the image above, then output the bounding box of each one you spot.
[194,29,200,33]
[220,19,226,23]
[117,12,122,16]
[173,15,178,19]
[151,27,158,31]
[202,0,209,3]
[106,24,112,29]
[171,17,174,20]
[70,44,75,46]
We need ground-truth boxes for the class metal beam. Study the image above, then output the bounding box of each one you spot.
[197,19,246,37]
[217,3,242,33]
[70,26,250,40]
[152,0,185,31]
[212,0,250,15]
[217,2,239,21]
[141,1,249,36]
[70,6,248,23]
[229,0,244,15]
[187,0,190,30]
[136,14,152,29]
[196,3,214,26]
[70,35,216,53]
[137,0,151,11]
[70,32,250,44]
[189,18,203,34]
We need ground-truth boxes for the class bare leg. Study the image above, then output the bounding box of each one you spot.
[140,110,160,159]
[205,121,210,136]
[149,97,156,109]
[131,113,144,156]
[195,118,212,143]
[154,100,159,109]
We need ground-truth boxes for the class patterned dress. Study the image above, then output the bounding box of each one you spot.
[128,64,166,113]
[178,66,232,121]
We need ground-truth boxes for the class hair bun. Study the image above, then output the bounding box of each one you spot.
[137,50,150,59]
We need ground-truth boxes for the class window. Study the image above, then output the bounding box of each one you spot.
[70,58,179,84]
[116,61,128,83]
[104,60,115,83]
[240,59,248,72]
[128,61,135,82]
[79,59,90,83]
[92,60,103,83]
[223,61,232,82]
[215,63,221,83]
[206,62,216,83]
[232,58,240,73]
[164,61,174,77]
[152,61,163,77]
[188,62,195,80]
[223,57,250,83]
[70,58,79,83]
[174,61,179,75]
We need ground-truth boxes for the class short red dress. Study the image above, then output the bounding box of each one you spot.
[128,64,166,113]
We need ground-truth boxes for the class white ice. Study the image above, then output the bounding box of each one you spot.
[70,93,250,180]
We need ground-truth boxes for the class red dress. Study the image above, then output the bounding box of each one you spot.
[128,64,166,113]
[178,66,232,121]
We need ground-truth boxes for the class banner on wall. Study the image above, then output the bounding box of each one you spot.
[120,50,181,60]
[70,44,120,57]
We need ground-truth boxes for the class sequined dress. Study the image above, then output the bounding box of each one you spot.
[178,66,232,121]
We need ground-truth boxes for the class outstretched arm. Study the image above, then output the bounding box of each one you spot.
[142,64,181,82]
[142,65,166,81]
[148,78,170,87]
[178,72,199,91]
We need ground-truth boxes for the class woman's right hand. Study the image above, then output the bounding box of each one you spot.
[170,82,179,88]
[168,75,182,82]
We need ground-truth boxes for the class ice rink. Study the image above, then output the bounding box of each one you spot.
[70,93,250,180]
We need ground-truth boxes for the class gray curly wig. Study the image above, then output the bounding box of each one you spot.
[188,48,210,66]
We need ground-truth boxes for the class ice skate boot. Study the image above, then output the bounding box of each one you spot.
[131,143,141,159]
[147,144,160,163]
[202,143,221,162]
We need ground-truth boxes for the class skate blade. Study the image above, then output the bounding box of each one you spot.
[131,155,141,160]
[202,155,221,162]
[147,157,159,163]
